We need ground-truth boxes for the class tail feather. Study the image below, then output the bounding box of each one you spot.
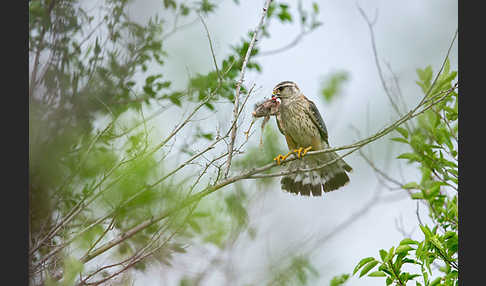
[280,151,351,196]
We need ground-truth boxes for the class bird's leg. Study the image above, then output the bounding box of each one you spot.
[293,146,313,158]
[273,150,294,165]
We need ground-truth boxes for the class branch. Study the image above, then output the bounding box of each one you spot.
[75,83,458,264]
[224,0,273,178]
[256,28,311,57]
[199,14,221,81]
[356,5,394,108]
[51,29,458,266]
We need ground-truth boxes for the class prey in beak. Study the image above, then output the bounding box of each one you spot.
[245,97,280,146]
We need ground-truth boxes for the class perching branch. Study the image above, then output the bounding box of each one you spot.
[78,78,457,265]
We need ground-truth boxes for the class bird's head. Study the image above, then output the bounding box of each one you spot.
[272,81,301,101]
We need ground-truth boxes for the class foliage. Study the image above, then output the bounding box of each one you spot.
[352,60,458,286]
[319,71,349,103]
[329,274,350,286]
[29,0,457,285]
[268,255,320,286]
[29,0,325,285]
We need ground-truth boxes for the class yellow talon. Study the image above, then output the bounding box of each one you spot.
[293,147,303,158]
[302,146,312,156]
[293,146,313,158]
[274,151,293,165]
[273,154,283,165]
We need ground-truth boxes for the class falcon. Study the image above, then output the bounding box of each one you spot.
[271,81,352,196]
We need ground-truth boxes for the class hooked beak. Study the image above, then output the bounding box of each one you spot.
[272,90,280,99]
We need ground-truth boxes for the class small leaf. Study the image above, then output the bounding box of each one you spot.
[391,137,409,144]
[384,247,395,262]
[188,220,201,233]
[359,260,379,277]
[329,274,350,286]
[379,249,388,262]
[397,153,421,162]
[395,245,414,254]
[368,271,387,277]
[430,277,442,286]
[353,257,375,275]
[395,126,409,138]
[402,182,419,190]
[400,238,419,245]
[443,231,456,240]
[420,225,432,239]
[411,192,424,200]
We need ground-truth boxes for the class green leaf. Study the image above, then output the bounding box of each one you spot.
[320,71,349,103]
[199,0,216,14]
[368,271,387,277]
[395,245,414,254]
[402,182,419,190]
[407,273,421,280]
[443,231,456,240]
[329,274,350,286]
[188,220,202,233]
[62,257,84,286]
[430,277,442,286]
[429,235,446,253]
[359,260,379,277]
[391,137,409,144]
[395,126,409,138]
[94,37,101,55]
[400,238,419,245]
[397,153,422,163]
[420,225,432,239]
[411,192,424,200]
[379,249,388,262]
[385,247,395,262]
[353,257,375,275]
[416,65,433,93]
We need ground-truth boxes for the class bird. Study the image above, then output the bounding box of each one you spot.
[271,81,352,196]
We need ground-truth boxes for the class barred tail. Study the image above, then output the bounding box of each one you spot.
[280,151,352,196]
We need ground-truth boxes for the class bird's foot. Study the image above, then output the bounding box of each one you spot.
[273,150,294,165]
[302,146,313,156]
[293,146,313,158]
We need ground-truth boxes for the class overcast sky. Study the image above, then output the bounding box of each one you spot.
[121,0,458,285]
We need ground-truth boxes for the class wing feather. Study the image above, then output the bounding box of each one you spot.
[304,97,329,143]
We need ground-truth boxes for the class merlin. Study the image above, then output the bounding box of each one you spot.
[271,81,352,196]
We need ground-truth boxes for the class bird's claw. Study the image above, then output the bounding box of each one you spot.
[273,151,293,165]
[293,146,313,158]
[274,147,312,164]
[302,146,312,156]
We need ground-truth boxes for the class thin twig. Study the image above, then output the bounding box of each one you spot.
[256,29,311,57]
[75,82,458,265]
[357,4,413,132]
[224,0,273,178]
[199,14,221,81]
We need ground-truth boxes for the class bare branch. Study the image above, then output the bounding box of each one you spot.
[74,79,459,265]
[199,14,221,81]
[224,0,273,178]
[256,29,311,57]
[357,4,405,119]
